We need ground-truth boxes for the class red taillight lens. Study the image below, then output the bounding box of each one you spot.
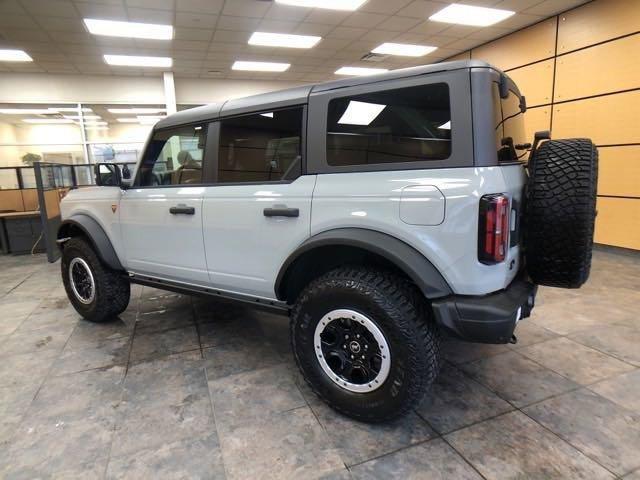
[478,194,509,264]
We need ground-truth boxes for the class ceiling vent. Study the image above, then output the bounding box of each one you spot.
[360,53,388,62]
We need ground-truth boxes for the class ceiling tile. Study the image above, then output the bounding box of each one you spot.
[494,0,546,10]
[497,13,545,29]
[213,29,249,43]
[16,41,61,53]
[466,26,512,41]
[22,0,78,18]
[49,31,95,44]
[1,28,52,42]
[329,26,368,40]
[74,2,127,19]
[174,27,213,41]
[525,0,586,16]
[126,0,174,10]
[75,63,112,74]
[126,8,174,23]
[176,0,222,14]
[446,37,483,50]
[408,20,449,36]
[221,0,270,18]
[216,16,260,32]
[360,0,414,14]
[30,52,68,62]
[0,0,26,14]
[0,14,40,29]
[303,9,350,25]
[175,12,217,28]
[375,15,422,32]
[38,62,79,73]
[34,16,85,32]
[293,22,334,36]
[341,12,388,28]
[264,4,309,22]
[396,1,446,19]
[257,19,299,33]
[359,29,398,42]
[172,39,209,51]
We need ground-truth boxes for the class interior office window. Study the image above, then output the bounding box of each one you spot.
[136,124,206,186]
[218,107,303,183]
[327,83,451,167]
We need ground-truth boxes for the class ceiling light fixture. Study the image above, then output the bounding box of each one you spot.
[54,107,93,113]
[338,100,386,126]
[0,49,32,62]
[335,66,388,76]
[64,115,101,120]
[137,115,166,124]
[249,32,321,49]
[275,0,367,11]
[0,108,53,114]
[84,18,173,40]
[372,43,437,57]
[232,61,290,72]
[429,3,515,27]
[107,107,166,114]
[116,118,140,123]
[22,118,74,124]
[85,126,109,130]
[104,54,172,68]
[82,121,108,125]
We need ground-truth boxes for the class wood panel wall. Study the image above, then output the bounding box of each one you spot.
[448,0,640,250]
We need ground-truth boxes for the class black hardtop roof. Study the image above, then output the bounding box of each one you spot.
[155,60,494,129]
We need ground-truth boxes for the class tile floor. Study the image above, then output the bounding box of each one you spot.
[0,248,639,479]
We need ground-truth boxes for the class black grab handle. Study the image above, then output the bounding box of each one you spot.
[263,207,299,218]
[169,206,195,215]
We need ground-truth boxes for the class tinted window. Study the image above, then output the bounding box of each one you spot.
[137,124,206,186]
[493,83,527,163]
[218,107,303,183]
[327,83,451,167]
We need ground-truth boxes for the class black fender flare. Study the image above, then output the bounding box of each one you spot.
[275,228,452,301]
[57,214,124,271]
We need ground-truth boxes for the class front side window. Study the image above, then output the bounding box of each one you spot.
[326,83,451,167]
[218,107,303,183]
[136,124,206,186]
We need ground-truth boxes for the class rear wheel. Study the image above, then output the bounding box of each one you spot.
[291,266,440,422]
[61,237,130,322]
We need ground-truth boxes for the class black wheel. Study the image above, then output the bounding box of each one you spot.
[525,138,598,288]
[290,266,440,422]
[61,237,130,322]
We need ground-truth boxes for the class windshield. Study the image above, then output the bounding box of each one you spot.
[493,82,527,163]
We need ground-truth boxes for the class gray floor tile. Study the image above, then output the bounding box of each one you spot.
[589,369,640,412]
[0,297,41,319]
[310,400,435,467]
[350,438,482,479]
[197,315,265,348]
[0,349,58,387]
[509,319,558,348]
[417,363,513,434]
[106,432,225,480]
[446,411,614,479]
[15,306,79,333]
[52,336,131,375]
[518,337,635,385]
[217,407,343,480]
[203,335,284,380]
[129,325,200,363]
[460,350,579,407]
[0,322,75,358]
[135,306,195,334]
[441,338,510,365]
[524,388,640,475]
[65,317,135,349]
[624,469,640,480]
[208,363,306,429]
[570,325,640,366]
[0,383,40,443]
[0,314,27,336]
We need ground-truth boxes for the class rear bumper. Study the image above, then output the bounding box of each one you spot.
[432,277,537,344]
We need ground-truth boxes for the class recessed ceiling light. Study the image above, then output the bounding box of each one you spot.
[84,18,173,40]
[429,3,515,27]
[0,49,32,62]
[335,66,388,76]
[108,107,166,114]
[0,108,52,114]
[23,118,74,124]
[249,32,321,49]
[275,0,367,11]
[232,61,290,72]
[372,43,437,57]
[338,101,386,125]
[104,54,172,68]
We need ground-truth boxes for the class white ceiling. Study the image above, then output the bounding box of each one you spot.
[0,0,589,82]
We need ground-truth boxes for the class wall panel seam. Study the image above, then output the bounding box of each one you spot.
[557,30,640,58]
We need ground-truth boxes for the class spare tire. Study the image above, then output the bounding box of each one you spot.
[524,138,598,288]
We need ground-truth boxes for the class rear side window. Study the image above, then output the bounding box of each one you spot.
[218,107,303,184]
[493,83,527,163]
[136,124,206,187]
[326,83,451,167]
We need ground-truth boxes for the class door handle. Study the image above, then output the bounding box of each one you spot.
[263,207,299,218]
[169,205,195,215]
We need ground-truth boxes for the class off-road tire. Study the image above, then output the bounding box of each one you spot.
[290,266,440,422]
[525,138,598,288]
[61,237,130,322]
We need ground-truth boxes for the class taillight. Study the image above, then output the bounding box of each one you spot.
[478,194,509,264]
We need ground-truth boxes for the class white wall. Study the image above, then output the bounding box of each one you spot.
[0,72,302,105]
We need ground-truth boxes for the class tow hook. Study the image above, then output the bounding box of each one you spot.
[509,335,518,345]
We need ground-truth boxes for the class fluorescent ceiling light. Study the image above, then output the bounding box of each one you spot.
[372,42,437,57]
[249,32,321,49]
[232,61,290,72]
[83,121,108,125]
[108,107,166,114]
[260,112,274,118]
[104,54,172,68]
[335,66,388,76]
[117,118,140,123]
[137,115,166,124]
[85,126,109,130]
[338,101,386,126]
[429,3,515,27]
[84,18,173,40]
[55,107,92,112]
[23,118,74,124]
[0,108,52,114]
[275,0,367,10]
[438,121,451,130]
[0,49,32,62]
[64,115,101,120]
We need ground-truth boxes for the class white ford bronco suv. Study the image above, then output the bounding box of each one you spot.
[57,60,598,422]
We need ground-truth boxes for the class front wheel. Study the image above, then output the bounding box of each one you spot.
[61,237,130,322]
[290,266,440,422]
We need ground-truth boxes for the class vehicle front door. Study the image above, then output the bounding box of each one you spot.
[202,106,315,299]
[119,123,211,284]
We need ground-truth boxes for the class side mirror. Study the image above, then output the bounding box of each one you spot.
[94,163,121,187]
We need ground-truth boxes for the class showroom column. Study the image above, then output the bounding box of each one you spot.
[163,72,177,115]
